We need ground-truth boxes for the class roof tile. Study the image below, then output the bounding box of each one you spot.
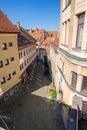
[0,10,19,33]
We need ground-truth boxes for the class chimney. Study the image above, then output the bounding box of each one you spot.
[36,28,38,31]
[30,29,33,33]
[16,22,20,29]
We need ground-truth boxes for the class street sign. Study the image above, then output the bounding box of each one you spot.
[72,95,82,110]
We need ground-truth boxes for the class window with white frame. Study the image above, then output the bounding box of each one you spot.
[24,50,26,56]
[63,0,71,10]
[24,60,26,66]
[7,74,11,80]
[2,43,7,50]
[76,13,85,49]
[1,77,6,84]
[81,76,87,93]
[71,72,77,88]
[10,57,14,61]
[0,60,3,68]
[12,71,16,75]
[4,59,9,65]
[8,42,13,47]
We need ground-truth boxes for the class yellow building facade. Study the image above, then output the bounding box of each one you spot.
[0,11,36,103]
[0,28,20,101]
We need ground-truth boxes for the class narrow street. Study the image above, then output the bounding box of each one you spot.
[2,61,65,130]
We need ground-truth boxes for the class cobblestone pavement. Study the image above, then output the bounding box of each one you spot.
[3,62,65,130]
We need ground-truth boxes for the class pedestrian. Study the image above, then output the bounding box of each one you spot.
[22,78,24,85]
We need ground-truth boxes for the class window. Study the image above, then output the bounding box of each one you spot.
[24,60,26,66]
[68,0,71,4]
[8,42,13,47]
[7,74,11,80]
[10,57,14,61]
[21,63,23,69]
[2,43,7,50]
[71,72,77,88]
[19,53,20,59]
[5,59,9,65]
[24,50,26,56]
[81,76,87,93]
[4,93,9,101]
[64,22,67,44]
[26,49,28,54]
[1,77,6,84]
[10,89,14,96]
[20,65,22,71]
[21,52,22,58]
[27,59,29,63]
[14,86,19,92]
[12,71,16,75]
[19,52,23,59]
[76,13,85,48]
[63,0,71,10]
[29,57,30,61]
[0,61,3,68]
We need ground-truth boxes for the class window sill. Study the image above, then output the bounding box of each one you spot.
[81,90,87,95]
[61,43,68,48]
[72,47,87,52]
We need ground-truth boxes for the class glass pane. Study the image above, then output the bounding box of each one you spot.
[77,25,84,48]
[78,14,85,24]
[71,72,77,88]
[82,76,87,90]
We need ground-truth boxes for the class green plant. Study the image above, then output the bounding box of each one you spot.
[50,89,57,100]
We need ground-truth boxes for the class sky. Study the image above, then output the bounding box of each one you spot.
[0,0,60,31]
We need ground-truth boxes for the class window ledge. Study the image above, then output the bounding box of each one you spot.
[57,65,87,98]
[58,47,87,62]
[72,47,87,52]
[61,43,68,48]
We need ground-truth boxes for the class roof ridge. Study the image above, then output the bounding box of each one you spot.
[0,10,19,33]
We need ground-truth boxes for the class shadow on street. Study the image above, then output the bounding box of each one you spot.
[0,62,65,130]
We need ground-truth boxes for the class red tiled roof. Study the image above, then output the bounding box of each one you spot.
[50,37,59,51]
[0,10,19,33]
[48,31,58,37]
[28,29,45,43]
[15,24,36,47]
[40,37,53,47]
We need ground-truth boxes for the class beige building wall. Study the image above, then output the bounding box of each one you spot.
[57,0,87,106]
[0,33,20,97]
[18,43,36,74]
[50,46,57,87]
